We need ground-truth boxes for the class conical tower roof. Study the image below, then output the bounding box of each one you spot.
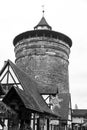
[34,16,52,30]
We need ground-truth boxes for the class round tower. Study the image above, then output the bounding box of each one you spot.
[13,16,72,94]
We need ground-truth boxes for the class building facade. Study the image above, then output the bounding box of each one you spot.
[0,14,72,130]
[13,15,72,130]
[13,16,72,94]
[72,109,87,130]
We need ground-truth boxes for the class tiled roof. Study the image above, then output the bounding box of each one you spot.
[3,86,43,113]
[52,93,71,120]
[34,16,52,30]
[0,101,16,117]
[72,109,87,117]
[0,83,5,95]
[37,84,58,95]
[13,30,72,47]
[2,60,58,117]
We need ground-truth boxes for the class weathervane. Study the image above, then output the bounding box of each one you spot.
[42,5,45,17]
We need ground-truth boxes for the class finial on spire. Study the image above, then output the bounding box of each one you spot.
[42,5,45,17]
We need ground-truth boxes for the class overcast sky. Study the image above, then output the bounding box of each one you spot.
[0,0,87,109]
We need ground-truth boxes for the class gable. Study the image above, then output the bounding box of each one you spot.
[1,60,57,117]
[3,87,42,113]
[0,60,23,94]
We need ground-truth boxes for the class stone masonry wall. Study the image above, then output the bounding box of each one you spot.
[14,37,70,93]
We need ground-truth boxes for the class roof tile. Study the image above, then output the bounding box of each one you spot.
[2,60,57,117]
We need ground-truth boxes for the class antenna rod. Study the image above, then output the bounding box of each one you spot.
[42,5,45,17]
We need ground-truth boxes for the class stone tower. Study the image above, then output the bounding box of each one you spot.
[13,16,72,94]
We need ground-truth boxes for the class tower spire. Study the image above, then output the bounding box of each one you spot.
[34,6,52,30]
[42,5,45,17]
